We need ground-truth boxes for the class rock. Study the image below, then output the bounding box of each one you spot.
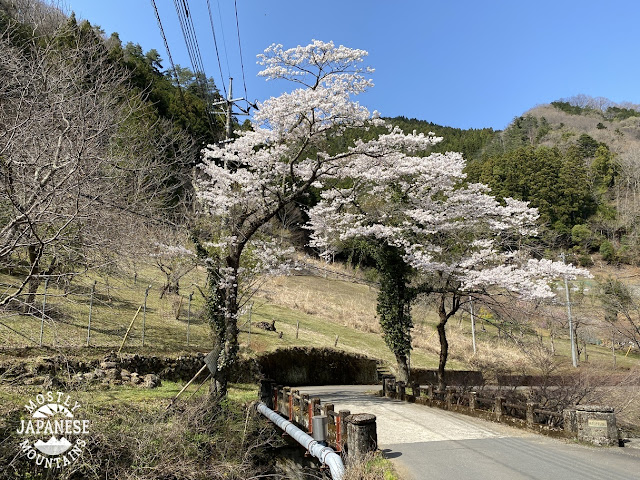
[130,373,142,385]
[256,320,276,331]
[23,376,45,385]
[105,369,121,380]
[142,374,161,389]
[103,351,118,362]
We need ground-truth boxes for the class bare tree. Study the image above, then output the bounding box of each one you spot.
[599,277,640,351]
[0,16,195,311]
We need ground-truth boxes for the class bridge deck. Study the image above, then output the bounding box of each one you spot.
[299,385,640,480]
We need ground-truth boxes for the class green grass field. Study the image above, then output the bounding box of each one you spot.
[1,260,639,375]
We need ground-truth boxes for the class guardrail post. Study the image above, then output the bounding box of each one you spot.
[292,389,301,424]
[469,391,477,411]
[312,397,321,416]
[396,381,406,400]
[301,393,310,429]
[277,385,283,411]
[563,408,577,435]
[339,410,351,451]
[324,403,335,423]
[495,397,504,422]
[283,387,291,420]
[346,414,377,461]
[526,402,537,427]
[387,377,396,398]
[426,385,434,399]
[446,387,455,409]
[410,382,420,398]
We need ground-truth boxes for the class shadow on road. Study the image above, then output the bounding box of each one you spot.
[381,448,402,459]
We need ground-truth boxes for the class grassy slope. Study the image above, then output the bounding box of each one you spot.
[1,260,639,374]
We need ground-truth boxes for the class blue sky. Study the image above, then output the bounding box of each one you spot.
[64,1,640,130]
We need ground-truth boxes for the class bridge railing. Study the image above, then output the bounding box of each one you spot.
[382,376,568,431]
[259,380,377,458]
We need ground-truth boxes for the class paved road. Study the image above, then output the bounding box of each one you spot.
[299,385,640,480]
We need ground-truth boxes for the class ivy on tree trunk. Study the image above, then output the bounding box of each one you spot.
[372,244,415,383]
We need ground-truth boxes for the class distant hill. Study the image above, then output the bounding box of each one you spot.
[464,95,640,265]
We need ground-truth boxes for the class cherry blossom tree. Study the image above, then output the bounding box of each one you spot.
[195,40,441,394]
[309,146,591,387]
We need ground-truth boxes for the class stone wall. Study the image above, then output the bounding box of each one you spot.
[0,352,258,388]
[257,347,378,386]
[410,368,484,386]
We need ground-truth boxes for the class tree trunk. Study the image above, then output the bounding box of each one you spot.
[395,354,409,383]
[375,244,414,384]
[25,245,41,309]
[213,253,241,397]
[435,291,460,392]
[437,318,448,391]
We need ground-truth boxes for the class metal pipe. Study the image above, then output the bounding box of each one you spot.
[256,402,345,480]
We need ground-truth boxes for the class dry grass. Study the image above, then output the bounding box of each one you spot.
[343,452,400,480]
[0,383,275,480]
[260,275,379,333]
[0,264,212,352]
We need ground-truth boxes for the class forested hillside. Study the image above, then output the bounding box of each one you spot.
[0,0,227,312]
[464,95,640,266]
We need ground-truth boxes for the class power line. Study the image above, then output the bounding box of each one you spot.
[172,0,219,136]
[150,0,186,105]
[205,0,227,98]
[233,0,249,102]
[215,0,232,78]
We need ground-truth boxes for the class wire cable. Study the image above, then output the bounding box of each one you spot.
[150,0,187,106]
[172,0,219,135]
[216,0,232,79]
[206,0,227,98]
[233,0,249,102]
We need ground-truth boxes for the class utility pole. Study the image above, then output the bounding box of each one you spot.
[561,253,578,368]
[212,77,247,142]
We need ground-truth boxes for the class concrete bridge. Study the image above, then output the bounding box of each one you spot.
[299,385,640,480]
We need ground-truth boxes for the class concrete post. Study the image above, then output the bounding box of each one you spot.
[575,405,618,446]
[563,408,577,435]
[469,391,477,411]
[446,387,455,408]
[276,385,283,411]
[292,389,301,424]
[387,377,396,397]
[426,385,434,399]
[301,393,310,429]
[526,402,537,427]
[339,410,351,448]
[283,387,291,418]
[396,381,406,400]
[410,382,420,397]
[324,403,335,424]
[382,376,389,396]
[495,397,504,422]
[346,414,377,461]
